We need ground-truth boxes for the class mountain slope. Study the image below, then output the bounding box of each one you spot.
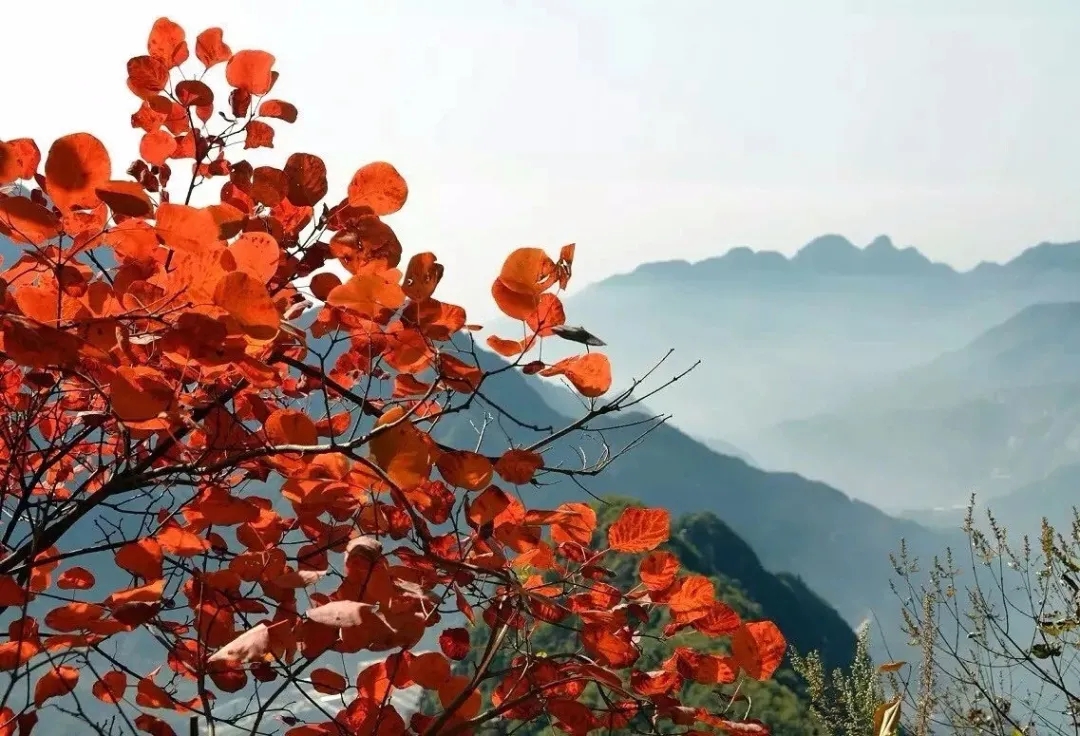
[416,497,857,735]
[434,343,957,646]
[759,302,1080,509]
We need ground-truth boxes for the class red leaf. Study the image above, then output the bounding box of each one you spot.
[93,671,127,704]
[226,50,276,95]
[309,668,347,695]
[33,665,79,707]
[0,138,41,183]
[607,507,670,553]
[436,450,493,491]
[156,525,210,557]
[96,180,155,217]
[539,353,612,398]
[195,28,232,68]
[639,551,679,593]
[667,575,715,616]
[346,162,408,216]
[147,18,189,68]
[57,567,96,591]
[439,627,470,660]
[732,620,787,681]
[139,130,178,167]
[265,409,318,446]
[115,538,163,581]
[213,270,281,342]
[244,121,275,150]
[259,100,298,123]
[493,448,544,485]
[283,153,328,207]
[498,247,557,297]
[44,133,111,212]
[127,56,170,99]
[0,197,59,245]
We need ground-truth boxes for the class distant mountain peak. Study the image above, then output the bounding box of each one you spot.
[610,235,1080,287]
[1003,240,1080,272]
[866,234,896,251]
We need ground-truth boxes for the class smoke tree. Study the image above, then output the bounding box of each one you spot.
[0,18,786,736]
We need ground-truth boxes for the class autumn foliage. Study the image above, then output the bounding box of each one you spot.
[0,18,786,736]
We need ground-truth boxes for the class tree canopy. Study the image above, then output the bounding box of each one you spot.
[0,17,786,736]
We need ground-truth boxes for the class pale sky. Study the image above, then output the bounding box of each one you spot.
[4,0,1080,315]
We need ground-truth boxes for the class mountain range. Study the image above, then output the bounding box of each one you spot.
[762,300,1080,509]
[534,234,1080,513]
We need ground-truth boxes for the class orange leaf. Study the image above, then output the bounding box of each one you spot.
[639,551,679,593]
[485,335,526,358]
[0,197,59,245]
[491,278,540,321]
[44,133,111,212]
[34,665,79,707]
[259,100,298,123]
[692,601,743,636]
[0,576,29,607]
[631,669,681,697]
[156,525,209,557]
[115,538,163,580]
[213,270,281,342]
[494,448,544,485]
[549,502,597,545]
[607,507,670,553]
[438,675,481,720]
[326,273,406,318]
[265,409,318,446]
[402,252,444,301]
[526,293,566,336]
[498,247,557,297]
[346,162,408,216]
[139,129,178,167]
[667,575,715,616]
[580,623,638,668]
[436,451,493,491]
[195,28,232,68]
[109,366,176,426]
[0,641,39,672]
[0,138,41,183]
[106,579,165,608]
[155,203,218,252]
[732,621,787,681]
[147,17,189,68]
[539,353,612,398]
[369,406,435,490]
[309,668,347,695]
[228,231,280,283]
[96,180,155,217]
[225,50,276,95]
[127,56,170,99]
[93,671,127,704]
[57,567,96,591]
[404,652,447,691]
